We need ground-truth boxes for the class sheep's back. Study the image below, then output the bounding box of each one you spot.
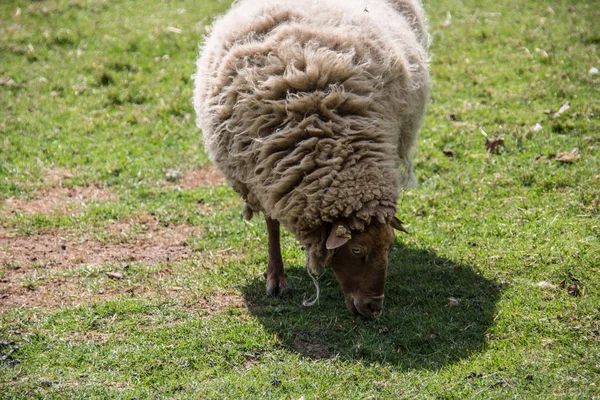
[194,0,429,238]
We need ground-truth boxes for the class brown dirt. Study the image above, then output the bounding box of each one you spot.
[293,337,331,359]
[1,217,199,269]
[0,165,232,311]
[1,165,225,217]
[162,165,225,189]
[1,166,116,216]
[0,273,102,311]
[1,185,117,215]
[0,217,203,310]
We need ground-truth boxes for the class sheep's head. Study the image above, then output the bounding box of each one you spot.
[325,218,407,319]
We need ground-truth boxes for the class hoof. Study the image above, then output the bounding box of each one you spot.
[266,274,289,296]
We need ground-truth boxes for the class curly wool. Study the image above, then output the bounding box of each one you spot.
[194,0,430,273]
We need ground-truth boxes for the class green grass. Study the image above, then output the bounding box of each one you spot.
[1,0,599,398]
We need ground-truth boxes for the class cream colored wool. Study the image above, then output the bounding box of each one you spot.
[194,0,430,274]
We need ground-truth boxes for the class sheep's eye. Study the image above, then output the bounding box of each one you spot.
[351,247,362,255]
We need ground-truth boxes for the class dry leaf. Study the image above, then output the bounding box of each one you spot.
[164,169,182,182]
[0,78,23,88]
[106,271,124,280]
[536,281,556,289]
[535,48,549,58]
[166,27,182,34]
[542,338,553,348]
[567,283,579,296]
[447,297,459,307]
[555,148,580,163]
[440,12,452,28]
[466,372,482,382]
[485,137,504,154]
[442,148,456,158]
[554,102,570,117]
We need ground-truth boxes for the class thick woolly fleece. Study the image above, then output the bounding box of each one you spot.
[194,0,430,273]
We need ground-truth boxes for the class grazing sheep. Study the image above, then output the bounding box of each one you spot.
[194,0,430,318]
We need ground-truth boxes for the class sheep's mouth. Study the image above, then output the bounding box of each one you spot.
[345,294,384,319]
[346,296,360,315]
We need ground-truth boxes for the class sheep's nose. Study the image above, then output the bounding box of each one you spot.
[350,295,384,319]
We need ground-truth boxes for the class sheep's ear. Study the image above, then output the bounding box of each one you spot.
[326,221,351,250]
[391,217,410,234]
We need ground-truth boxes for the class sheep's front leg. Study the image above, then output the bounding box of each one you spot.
[265,217,288,296]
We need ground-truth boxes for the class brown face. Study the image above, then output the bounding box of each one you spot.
[326,218,405,318]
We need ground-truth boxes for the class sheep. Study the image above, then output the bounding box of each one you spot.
[194,0,430,318]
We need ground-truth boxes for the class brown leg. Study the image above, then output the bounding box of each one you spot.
[242,203,254,221]
[265,216,288,296]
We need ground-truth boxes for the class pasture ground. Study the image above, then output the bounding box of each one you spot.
[1,0,599,398]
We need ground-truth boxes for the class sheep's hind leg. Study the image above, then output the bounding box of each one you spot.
[265,217,288,296]
[242,203,254,221]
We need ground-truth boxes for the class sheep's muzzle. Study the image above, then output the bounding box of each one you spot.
[346,294,385,319]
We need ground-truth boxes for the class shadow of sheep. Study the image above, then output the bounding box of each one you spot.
[242,241,501,370]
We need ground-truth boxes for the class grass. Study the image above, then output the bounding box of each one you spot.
[1,0,599,398]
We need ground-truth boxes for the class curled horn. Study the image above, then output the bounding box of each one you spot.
[326,221,351,250]
[335,224,351,239]
[391,216,410,234]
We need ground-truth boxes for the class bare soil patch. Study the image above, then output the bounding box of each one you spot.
[1,185,116,215]
[162,165,225,189]
[0,217,203,310]
[0,273,102,310]
[293,336,331,359]
[1,166,116,216]
[1,217,199,269]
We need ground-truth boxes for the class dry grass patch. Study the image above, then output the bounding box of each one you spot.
[190,293,247,314]
[41,166,78,186]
